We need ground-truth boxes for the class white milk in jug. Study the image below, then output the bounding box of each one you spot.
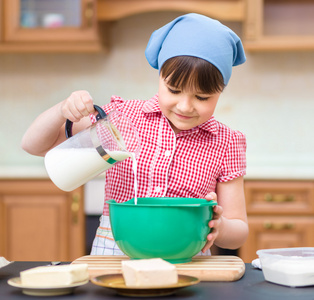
[45,147,132,192]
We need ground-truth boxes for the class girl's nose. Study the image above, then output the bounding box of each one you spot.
[176,95,194,113]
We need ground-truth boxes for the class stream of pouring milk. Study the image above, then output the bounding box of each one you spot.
[129,152,138,205]
[45,148,138,204]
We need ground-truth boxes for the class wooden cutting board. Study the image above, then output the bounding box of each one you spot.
[72,255,245,282]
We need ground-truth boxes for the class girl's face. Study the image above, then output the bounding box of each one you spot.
[158,75,221,134]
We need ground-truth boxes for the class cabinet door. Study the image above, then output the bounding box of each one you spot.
[0,0,3,42]
[244,0,314,51]
[0,180,85,261]
[239,216,314,263]
[3,0,100,50]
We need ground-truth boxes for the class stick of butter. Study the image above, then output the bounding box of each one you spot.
[20,264,89,287]
[121,258,178,287]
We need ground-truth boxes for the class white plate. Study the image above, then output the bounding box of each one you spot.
[7,277,89,296]
[0,257,12,268]
[91,274,200,297]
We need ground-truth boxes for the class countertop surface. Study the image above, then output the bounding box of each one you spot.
[1,164,314,180]
[2,261,314,300]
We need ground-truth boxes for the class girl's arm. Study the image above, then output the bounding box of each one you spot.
[21,91,94,156]
[202,176,248,252]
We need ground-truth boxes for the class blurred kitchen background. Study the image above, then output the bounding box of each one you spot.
[0,0,314,263]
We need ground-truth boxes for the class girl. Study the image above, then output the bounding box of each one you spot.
[22,13,248,255]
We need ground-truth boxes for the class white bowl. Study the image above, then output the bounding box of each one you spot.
[257,247,314,287]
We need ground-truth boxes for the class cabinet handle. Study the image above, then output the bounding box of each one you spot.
[263,221,295,230]
[264,193,295,203]
[85,1,94,28]
[71,193,80,224]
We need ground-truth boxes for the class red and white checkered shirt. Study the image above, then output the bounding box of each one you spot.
[91,94,246,216]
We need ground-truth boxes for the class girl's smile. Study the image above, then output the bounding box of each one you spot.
[158,75,221,134]
[174,113,194,120]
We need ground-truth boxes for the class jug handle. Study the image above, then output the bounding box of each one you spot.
[65,105,107,138]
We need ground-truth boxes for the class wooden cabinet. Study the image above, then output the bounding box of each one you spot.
[0,180,85,261]
[0,0,102,52]
[239,180,314,263]
[1,0,313,52]
[98,0,314,51]
[244,0,314,51]
[97,0,246,22]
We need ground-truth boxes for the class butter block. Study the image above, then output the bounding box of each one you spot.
[121,258,178,287]
[20,264,89,287]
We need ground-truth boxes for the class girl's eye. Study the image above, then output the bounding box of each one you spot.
[168,87,180,94]
[196,95,209,101]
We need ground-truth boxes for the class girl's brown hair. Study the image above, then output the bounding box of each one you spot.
[160,56,225,94]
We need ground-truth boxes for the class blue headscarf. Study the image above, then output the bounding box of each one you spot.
[145,13,246,85]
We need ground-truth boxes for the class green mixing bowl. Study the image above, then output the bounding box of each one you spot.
[107,197,216,263]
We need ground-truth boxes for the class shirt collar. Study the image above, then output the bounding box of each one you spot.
[142,94,161,114]
[142,94,218,135]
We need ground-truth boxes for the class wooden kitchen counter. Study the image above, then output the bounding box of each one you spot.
[2,261,314,300]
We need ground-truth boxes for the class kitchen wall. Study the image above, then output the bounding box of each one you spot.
[1,11,314,179]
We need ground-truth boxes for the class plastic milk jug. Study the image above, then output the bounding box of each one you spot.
[44,105,140,192]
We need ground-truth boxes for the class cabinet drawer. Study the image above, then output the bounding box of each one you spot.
[239,216,314,262]
[244,181,314,215]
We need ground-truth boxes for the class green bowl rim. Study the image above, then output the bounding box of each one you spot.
[106,198,217,207]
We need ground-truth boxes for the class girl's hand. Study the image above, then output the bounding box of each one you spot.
[202,192,223,253]
[61,90,95,122]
